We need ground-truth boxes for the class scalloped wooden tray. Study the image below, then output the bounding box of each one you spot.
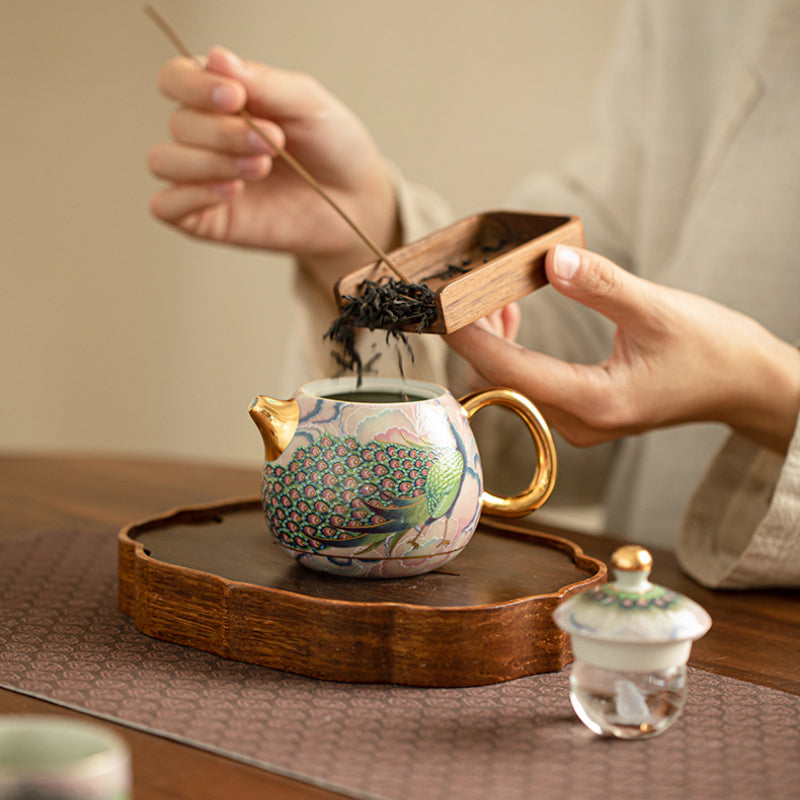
[118,498,606,687]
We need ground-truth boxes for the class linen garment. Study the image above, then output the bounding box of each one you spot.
[288,0,800,588]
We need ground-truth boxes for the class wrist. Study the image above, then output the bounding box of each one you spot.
[729,339,800,455]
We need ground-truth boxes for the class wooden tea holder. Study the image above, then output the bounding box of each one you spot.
[335,211,584,334]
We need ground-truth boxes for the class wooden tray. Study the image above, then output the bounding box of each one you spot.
[334,211,584,334]
[118,498,606,687]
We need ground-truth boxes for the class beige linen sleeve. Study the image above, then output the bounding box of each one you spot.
[676,414,800,588]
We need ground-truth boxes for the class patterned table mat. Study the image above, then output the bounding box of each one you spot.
[1,528,798,800]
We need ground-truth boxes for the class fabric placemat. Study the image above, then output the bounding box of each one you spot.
[1,528,798,800]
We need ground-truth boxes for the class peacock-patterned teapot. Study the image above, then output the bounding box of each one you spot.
[250,376,557,578]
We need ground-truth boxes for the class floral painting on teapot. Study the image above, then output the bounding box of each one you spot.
[258,384,483,578]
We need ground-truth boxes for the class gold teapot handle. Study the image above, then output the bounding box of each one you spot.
[459,387,557,517]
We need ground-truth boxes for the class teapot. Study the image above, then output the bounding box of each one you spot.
[250,376,557,578]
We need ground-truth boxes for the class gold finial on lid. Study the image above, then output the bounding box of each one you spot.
[611,545,653,572]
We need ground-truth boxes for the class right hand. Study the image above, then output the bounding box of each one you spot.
[148,47,399,279]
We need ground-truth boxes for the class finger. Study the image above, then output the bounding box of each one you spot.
[477,310,504,337]
[528,402,621,448]
[158,55,246,113]
[148,141,273,183]
[545,246,662,330]
[447,324,622,447]
[149,181,243,226]
[169,109,285,156]
[499,302,521,340]
[205,46,330,121]
[445,323,612,420]
[471,302,521,340]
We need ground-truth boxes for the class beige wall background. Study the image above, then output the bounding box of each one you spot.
[1,0,624,468]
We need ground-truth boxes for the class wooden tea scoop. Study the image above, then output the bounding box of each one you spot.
[144,5,411,283]
[334,211,584,335]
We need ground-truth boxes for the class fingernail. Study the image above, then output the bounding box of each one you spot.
[247,129,273,154]
[211,84,239,108]
[217,46,245,73]
[554,246,580,280]
[235,156,265,178]
[213,180,241,197]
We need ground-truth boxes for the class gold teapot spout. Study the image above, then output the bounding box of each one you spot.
[249,396,300,461]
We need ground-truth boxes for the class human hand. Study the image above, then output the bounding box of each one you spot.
[460,303,521,391]
[446,246,800,454]
[147,47,399,282]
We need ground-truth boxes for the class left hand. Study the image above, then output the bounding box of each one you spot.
[459,303,520,391]
[445,246,800,454]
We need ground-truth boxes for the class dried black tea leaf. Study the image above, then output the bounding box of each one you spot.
[324,278,438,383]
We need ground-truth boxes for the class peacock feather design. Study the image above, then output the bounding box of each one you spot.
[262,425,467,557]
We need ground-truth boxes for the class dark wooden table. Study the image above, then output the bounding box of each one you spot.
[2,453,798,799]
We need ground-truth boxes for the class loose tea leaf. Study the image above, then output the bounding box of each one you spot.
[324,278,438,383]
[325,236,511,381]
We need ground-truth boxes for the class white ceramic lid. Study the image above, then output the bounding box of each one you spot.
[553,545,712,645]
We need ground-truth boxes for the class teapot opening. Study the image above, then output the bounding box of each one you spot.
[323,390,427,404]
[305,377,445,404]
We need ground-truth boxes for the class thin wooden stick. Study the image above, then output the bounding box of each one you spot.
[144,4,410,283]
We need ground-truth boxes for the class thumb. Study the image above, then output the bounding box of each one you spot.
[545,245,657,329]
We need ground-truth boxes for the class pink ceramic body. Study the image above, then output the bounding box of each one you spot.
[259,377,483,578]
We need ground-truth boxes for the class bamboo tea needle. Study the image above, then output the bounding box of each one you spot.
[144,4,411,283]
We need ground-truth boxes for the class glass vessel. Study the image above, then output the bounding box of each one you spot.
[553,545,711,739]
